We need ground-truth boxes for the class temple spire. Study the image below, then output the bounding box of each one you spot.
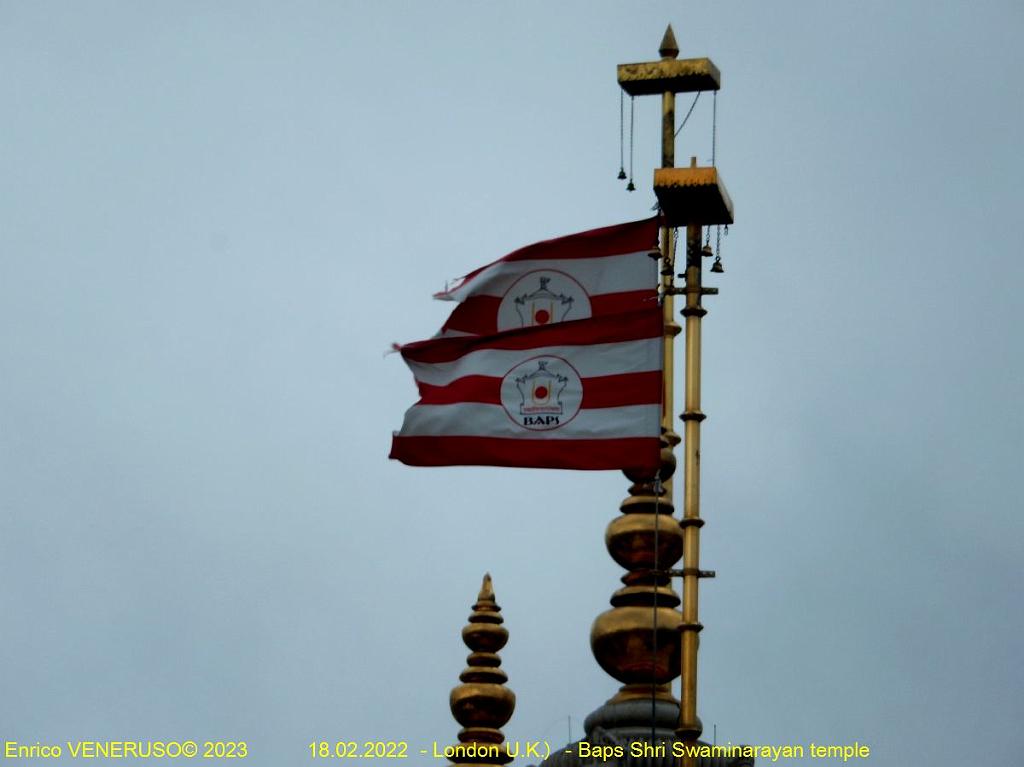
[447,574,515,766]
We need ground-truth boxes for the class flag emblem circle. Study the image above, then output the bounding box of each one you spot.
[496,269,592,332]
[500,355,583,431]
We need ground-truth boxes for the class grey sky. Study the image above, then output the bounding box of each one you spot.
[1,2,1021,766]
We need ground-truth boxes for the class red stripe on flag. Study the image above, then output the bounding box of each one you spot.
[416,371,661,408]
[416,375,500,405]
[438,217,660,296]
[390,435,661,472]
[442,297,500,335]
[441,290,657,335]
[403,309,663,364]
[590,290,658,315]
[582,371,661,408]
[499,217,659,262]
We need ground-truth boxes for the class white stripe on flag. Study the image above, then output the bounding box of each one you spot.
[405,337,662,387]
[397,402,661,439]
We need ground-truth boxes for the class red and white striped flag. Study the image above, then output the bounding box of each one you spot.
[435,217,660,337]
[390,308,663,472]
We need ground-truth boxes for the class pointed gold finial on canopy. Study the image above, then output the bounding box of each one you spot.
[447,574,515,766]
[659,24,679,59]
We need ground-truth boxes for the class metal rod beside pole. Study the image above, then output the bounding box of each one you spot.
[677,201,706,764]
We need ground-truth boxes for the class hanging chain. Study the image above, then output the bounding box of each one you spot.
[673,227,679,269]
[713,90,721,255]
[674,91,701,138]
[618,90,626,180]
[628,96,636,190]
[711,89,717,168]
[706,91,718,248]
[630,95,635,162]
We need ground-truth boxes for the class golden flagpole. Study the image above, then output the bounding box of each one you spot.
[677,191,705,767]
[658,29,681,495]
[617,24,734,767]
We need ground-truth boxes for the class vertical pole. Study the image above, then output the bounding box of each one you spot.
[677,159,706,765]
[650,24,699,766]
[660,89,679,471]
[658,68,683,740]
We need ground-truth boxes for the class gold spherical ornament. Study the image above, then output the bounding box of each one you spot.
[591,606,682,685]
[449,683,516,730]
[605,513,683,570]
[461,622,508,654]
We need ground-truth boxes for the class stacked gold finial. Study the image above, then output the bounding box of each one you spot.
[590,444,684,703]
[447,574,515,766]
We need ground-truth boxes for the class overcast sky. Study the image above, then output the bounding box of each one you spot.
[2,2,1022,766]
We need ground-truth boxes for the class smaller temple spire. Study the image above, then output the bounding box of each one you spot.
[447,574,515,766]
[659,24,679,59]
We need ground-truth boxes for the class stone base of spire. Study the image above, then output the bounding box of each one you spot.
[529,700,754,767]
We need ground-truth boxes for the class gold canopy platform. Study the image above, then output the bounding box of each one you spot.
[655,165,734,227]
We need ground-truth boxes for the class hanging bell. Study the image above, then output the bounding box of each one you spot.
[701,244,713,258]
[626,180,636,192]
[710,257,725,274]
[617,168,627,180]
